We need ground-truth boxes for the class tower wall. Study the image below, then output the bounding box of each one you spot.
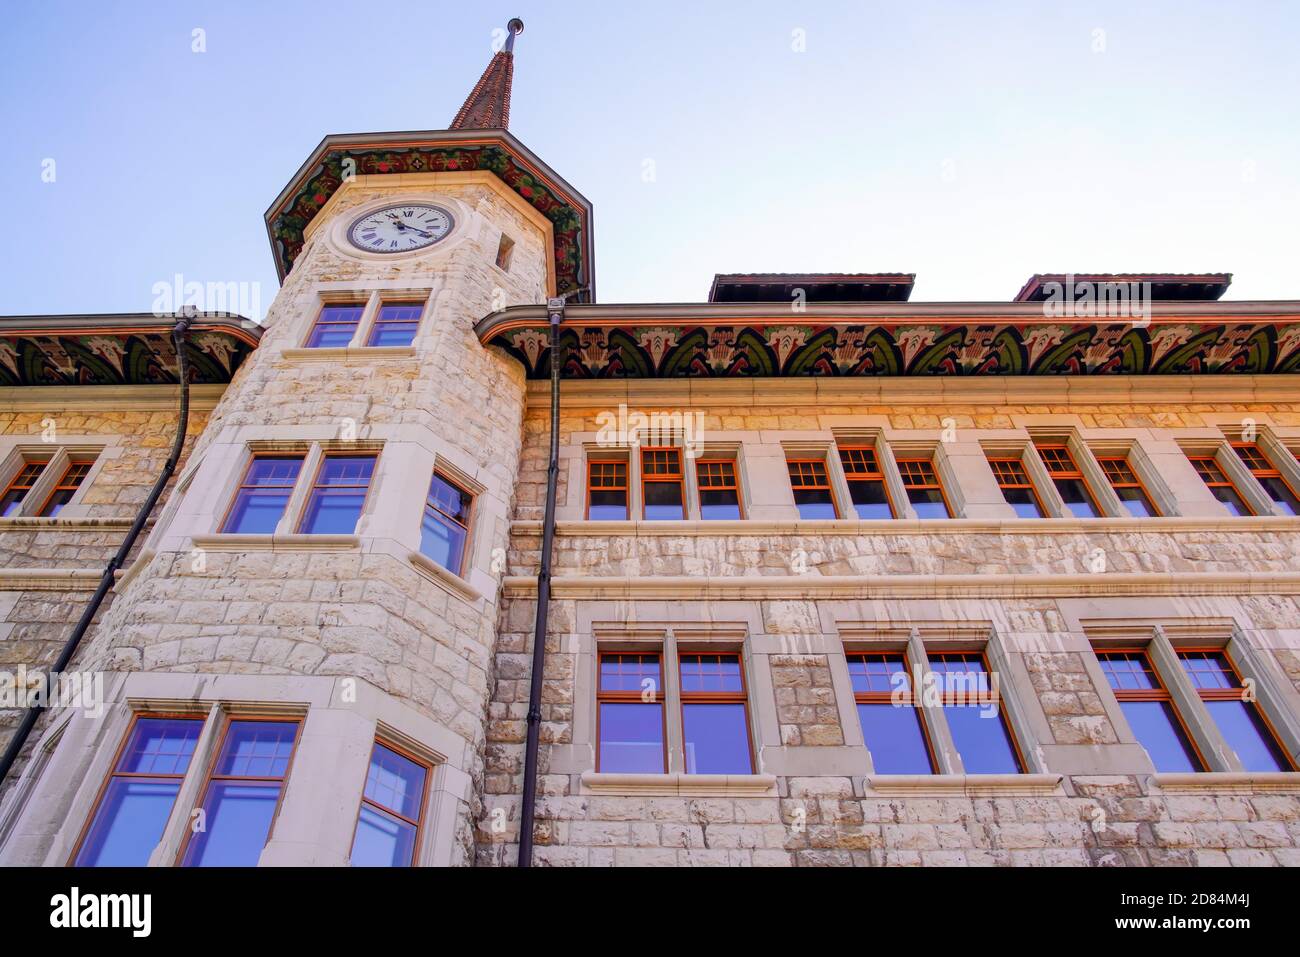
[0,174,547,866]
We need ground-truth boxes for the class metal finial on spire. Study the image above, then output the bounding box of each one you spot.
[505,18,524,53]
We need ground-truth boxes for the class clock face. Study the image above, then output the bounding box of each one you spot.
[347,203,454,254]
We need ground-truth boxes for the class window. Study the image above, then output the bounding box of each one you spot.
[305,303,364,348]
[495,233,515,271]
[420,472,472,573]
[787,458,838,519]
[586,459,628,520]
[641,448,685,520]
[839,446,894,519]
[40,459,94,517]
[1187,455,1253,516]
[180,718,300,867]
[1097,456,1159,517]
[848,653,934,774]
[366,301,423,347]
[927,653,1022,773]
[1178,650,1292,772]
[1097,652,1201,772]
[597,653,665,773]
[298,454,376,534]
[989,457,1044,518]
[1,460,48,516]
[1232,443,1300,515]
[351,741,430,867]
[679,654,752,773]
[695,459,743,520]
[897,457,952,518]
[221,456,304,534]
[1036,444,1099,517]
[74,716,203,866]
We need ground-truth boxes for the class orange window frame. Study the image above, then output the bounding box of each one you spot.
[1187,455,1255,515]
[218,454,305,533]
[586,458,629,519]
[595,652,667,773]
[1035,444,1101,511]
[895,456,953,517]
[839,445,896,517]
[639,447,684,519]
[295,452,378,534]
[847,651,937,773]
[68,710,205,865]
[1096,455,1160,516]
[988,456,1046,514]
[175,714,304,866]
[1,459,49,514]
[1096,649,1207,771]
[1232,442,1300,504]
[927,651,1026,772]
[349,738,433,866]
[786,457,839,517]
[694,458,744,518]
[39,458,95,516]
[678,651,755,774]
[1177,648,1296,770]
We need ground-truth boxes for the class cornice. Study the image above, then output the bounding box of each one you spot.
[0,383,227,412]
[524,373,1300,406]
[501,571,1300,600]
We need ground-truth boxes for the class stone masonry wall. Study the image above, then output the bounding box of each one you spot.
[481,392,1300,866]
[0,404,212,788]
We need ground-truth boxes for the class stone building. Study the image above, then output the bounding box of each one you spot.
[1,22,1298,868]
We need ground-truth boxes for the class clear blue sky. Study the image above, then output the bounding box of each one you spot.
[3,0,1298,319]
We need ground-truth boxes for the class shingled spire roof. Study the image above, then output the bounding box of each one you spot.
[450,18,523,130]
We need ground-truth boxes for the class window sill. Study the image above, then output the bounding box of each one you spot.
[190,533,360,552]
[580,772,777,797]
[280,346,416,362]
[407,550,482,602]
[1151,771,1300,793]
[863,773,1063,796]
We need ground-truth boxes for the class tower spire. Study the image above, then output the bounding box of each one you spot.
[450,18,524,130]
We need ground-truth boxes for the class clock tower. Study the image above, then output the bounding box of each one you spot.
[32,18,594,867]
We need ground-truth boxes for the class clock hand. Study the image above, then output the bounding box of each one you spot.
[384,213,434,238]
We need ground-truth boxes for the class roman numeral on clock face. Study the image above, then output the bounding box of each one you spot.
[350,204,452,253]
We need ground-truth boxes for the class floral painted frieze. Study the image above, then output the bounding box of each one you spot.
[489,321,1300,379]
[0,331,254,387]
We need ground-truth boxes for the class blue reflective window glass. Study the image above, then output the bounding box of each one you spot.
[222,457,303,534]
[1205,700,1289,772]
[181,720,298,868]
[351,742,428,867]
[682,703,751,774]
[366,303,422,347]
[1119,701,1200,772]
[857,703,933,774]
[299,455,375,534]
[75,717,203,866]
[306,304,363,348]
[420,473,471,572]
[598,703,664,772]
[943,705,1021,774]
[352,804,418,867]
